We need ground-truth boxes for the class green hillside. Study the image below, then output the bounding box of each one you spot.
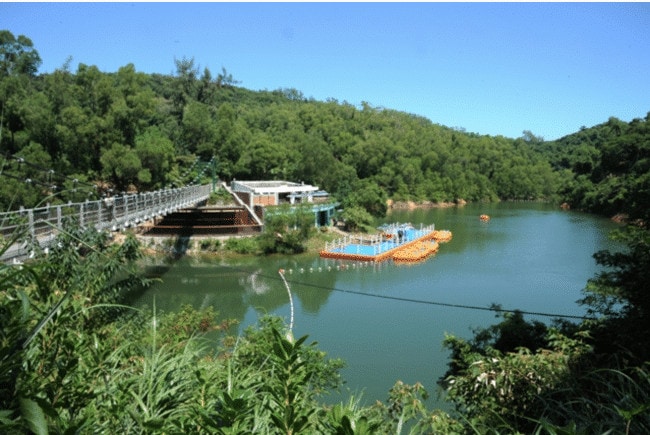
[3,30,649,224]
[534,116,650,222]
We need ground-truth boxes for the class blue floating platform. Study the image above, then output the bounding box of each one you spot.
[320,224,438,262]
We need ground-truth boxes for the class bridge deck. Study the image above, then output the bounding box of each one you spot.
[1,184,212,263]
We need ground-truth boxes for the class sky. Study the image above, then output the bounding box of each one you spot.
[3,2,649,140]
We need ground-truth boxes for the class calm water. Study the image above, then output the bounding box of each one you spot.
[132,203,621,407]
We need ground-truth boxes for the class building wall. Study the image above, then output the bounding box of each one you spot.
[254,194,276,206]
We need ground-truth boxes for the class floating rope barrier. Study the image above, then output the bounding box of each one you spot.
[219,264,593,321]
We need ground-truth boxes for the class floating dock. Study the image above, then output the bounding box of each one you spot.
[320,223,452,263]
[392,239,439,263]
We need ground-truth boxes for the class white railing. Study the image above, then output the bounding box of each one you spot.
[220,182,264,226]
[323,223,436,254]
[1,184,212,262]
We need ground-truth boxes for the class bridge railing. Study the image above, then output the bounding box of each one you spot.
[1,184,212,262]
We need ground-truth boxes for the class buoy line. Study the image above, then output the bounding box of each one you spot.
[284,277,591,320]
[217,264,592,321]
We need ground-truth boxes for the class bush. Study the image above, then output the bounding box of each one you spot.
[224,236,258,254]
[440,330,591,433]
[340,206,375,232]
[198,238,221,252]
[206,188,235,205]
[258,205,314,254]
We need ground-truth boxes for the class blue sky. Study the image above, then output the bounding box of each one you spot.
[3,2,649,140]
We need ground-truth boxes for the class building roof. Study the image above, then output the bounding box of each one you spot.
[231,180,319,194]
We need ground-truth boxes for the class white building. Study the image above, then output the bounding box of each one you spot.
[229,180,337,227]
[230,180,319,209]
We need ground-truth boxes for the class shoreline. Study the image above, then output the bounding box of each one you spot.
[131,199,629,260]
[387,199,466,210]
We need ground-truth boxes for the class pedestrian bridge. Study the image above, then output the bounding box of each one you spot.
[0,184,212,263]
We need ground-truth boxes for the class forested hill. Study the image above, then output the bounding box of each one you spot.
[1,30,647,220]
[534,115,650,223]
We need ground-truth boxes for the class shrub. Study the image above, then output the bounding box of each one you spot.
[340,206,375,232]
[258,205,314,254]
[198,238,221,252]
[224,236,258,254]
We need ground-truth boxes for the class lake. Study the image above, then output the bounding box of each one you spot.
[132,202,622,407]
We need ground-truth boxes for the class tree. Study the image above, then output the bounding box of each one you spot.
[258,205,314,254]
[0,31,42,151]
[0,142,53,209]
[345,178,387,217]
[471,308,549,354]
[339,206,374,232]
[0,30,41,77]
[216,66,239,88]
[171,56,199,121]
[521,129,544,145]
[74,63,114,116]
[441,330,592,433]
[111,63,156,145]
[16,91,56,156]
[292,133,341,190]
[234,133,286,179]
[56,104,112,173]
[135,126,174,189]
[212,102,254,180]
[180,101,216,156]
[580,226,650,363]
[196,66,215,105]
[100,142,142,191]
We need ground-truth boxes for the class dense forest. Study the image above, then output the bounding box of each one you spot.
[2,30,649,433]
[534,117,650,223]
[1,30,558,216]
[3,30,649,223]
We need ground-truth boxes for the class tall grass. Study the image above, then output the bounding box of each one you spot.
[536,364,650,434]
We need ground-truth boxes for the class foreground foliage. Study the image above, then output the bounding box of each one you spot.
[441,224,650,434]
[4,223,648,434]
[0,228,463,433]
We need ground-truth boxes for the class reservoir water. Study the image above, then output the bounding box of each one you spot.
[132,203,621,407]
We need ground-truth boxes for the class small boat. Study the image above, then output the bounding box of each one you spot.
[479,214,490,221]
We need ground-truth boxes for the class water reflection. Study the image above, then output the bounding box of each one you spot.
[135,256,343,333]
